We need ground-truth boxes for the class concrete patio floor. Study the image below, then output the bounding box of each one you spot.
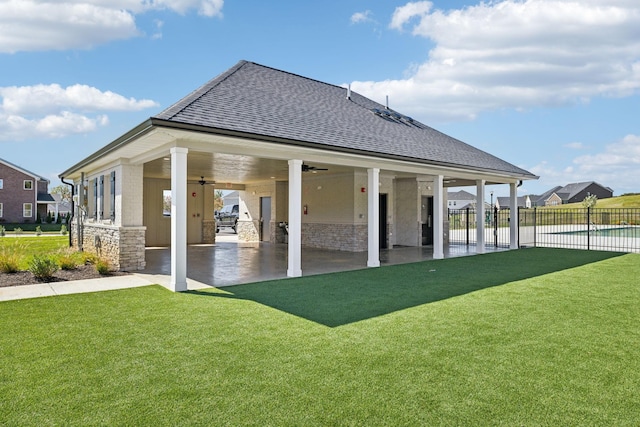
[138,232,507,290]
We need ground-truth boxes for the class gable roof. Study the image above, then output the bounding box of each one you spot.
[496,196,528,208]
[0,157,49,182]
[153,60,535,179]
[555,181,612,200]
[529,186,562,205]
[448,190,476,201]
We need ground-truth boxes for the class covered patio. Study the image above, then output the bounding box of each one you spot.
[138,233,506,290]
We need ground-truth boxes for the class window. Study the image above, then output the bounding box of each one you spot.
[23,203,32,218]
[0,203,3,217]
[162,190,171,216]
[0,179,3,189]
[24,180,33,190]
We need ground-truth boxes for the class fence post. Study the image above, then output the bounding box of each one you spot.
[533,207,537,248]
[493,206,498,247]
[587,207,591,251]
[465,207,470,246]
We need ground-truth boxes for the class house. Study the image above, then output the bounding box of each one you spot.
[447,190,476,210]
[58,60,537,291]
[0,157,53,224]
[495,196,531,210]
[222,190,239,207]
[47,193,72,222]
[530,182,613,206]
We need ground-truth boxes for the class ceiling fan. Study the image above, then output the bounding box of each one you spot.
[302,163,328,173]
[197,176,213,186]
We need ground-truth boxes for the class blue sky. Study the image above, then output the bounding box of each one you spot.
[1,0,639,199]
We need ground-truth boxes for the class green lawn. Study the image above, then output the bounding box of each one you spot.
[1,248,639,425]
[0,236,69,269]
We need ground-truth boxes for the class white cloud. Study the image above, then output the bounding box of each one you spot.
[351,0,640,122]
[351,10,374,24]
[390,1,433,31]
[0,0,224,53]
[564,142,587,150]
[0,84,158,140]
[530,135,640,194]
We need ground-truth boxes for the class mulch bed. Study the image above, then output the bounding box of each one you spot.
[0,265,130,288]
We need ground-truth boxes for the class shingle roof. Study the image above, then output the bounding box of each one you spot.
[0,157,49,182]
[448,190,476,200]
[154,61,535,178]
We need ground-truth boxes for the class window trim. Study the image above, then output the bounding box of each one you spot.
[23,180,33,190]
[23,203,33,218]
[0,202,3,218]
[0,178,3,189]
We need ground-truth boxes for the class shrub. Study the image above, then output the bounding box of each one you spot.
[60,225,68,236]
[14,227,23,235]
[0,225,5,237]
[95,258,111,275]
[56,248,81,270]
[0,249,21,273]
[81,252,99,265]
[28,255,59,280]
[35,226,42,236]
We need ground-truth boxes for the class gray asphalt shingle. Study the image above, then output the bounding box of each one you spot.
[154,60,535,177]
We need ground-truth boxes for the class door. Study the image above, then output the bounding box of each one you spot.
[260,197,272,242]
[421,196,434,246]
[379,193,388,249]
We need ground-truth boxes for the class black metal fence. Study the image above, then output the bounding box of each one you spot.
[448,207,511,248]
[448,207,640,253]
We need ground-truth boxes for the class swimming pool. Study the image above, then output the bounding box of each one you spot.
[553,226,640,238]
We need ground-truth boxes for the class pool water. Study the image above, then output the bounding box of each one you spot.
[555,227,640,238]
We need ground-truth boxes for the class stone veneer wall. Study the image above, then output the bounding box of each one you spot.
[202,219,216,244]
[237,219,259,243]
[71,222,146,271]
[302,223,368,252]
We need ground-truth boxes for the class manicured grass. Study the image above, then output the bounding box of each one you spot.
[1,248,639,425]
[0,236,69,269]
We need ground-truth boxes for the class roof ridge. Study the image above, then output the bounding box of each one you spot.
[0,157,49,182]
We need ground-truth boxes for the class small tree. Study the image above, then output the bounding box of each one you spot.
[50,184,72,202]
[582,194,598,209]
[214,190,224,212]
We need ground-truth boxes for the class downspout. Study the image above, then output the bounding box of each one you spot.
[60,177,74,248]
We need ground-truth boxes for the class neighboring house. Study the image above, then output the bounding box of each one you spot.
[495,196,531,210]
[529,186,562,207]
[447,190,476,210]
[0,157,53,223]
[530,182,613,206]
[59,60,537,290]
[48,193,72,222]
[222,191,239,207]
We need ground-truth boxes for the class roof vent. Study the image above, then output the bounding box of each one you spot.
[346,84,351,100]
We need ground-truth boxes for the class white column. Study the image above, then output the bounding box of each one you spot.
[288,159,303,277]
[510,182,519,249]
[170,147,188,292]
[433,175,444,259]
[476,180,486,254]
[367,168,380,267]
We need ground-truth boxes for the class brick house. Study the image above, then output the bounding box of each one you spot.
[0,157,54,224]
